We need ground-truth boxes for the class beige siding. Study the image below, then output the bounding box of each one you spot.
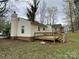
[11,18,18,36]
[11,17,53,37]
[47,25,52,32]
[31,24,38,36]
[11,18,32,37]
[31,24,48,36]
[16,19,32,37]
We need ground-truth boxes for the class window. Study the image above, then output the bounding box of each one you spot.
[38,26,40,31]
[43,28,45,31]
[18,18,20,21]
[21,26,24,34]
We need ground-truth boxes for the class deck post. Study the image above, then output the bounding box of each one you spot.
[54,39,55,44]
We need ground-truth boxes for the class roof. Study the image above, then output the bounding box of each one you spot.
[31,21,47,27]
[18,16,28,20]
[16,16,47,27]
[52,24,62,28]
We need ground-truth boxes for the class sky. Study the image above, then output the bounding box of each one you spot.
[8,0,65,25]
[45,0,65,24]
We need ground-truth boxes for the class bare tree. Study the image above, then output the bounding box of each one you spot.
[0,0,8,17]
[74,0,79,31]
[68,0,74,32]
[47,6,58,25]
[40,0,47,23]
[0,17,5,31]
[0,0,9,32]
[64,0,75,32]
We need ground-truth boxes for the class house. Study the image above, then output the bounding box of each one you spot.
[11,12,53,40]
[11,12,64,41]
[52,24,63,33]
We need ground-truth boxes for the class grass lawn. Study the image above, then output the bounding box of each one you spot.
[0,32,79,59]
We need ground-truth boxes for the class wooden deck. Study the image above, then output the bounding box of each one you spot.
[34,32,64,43]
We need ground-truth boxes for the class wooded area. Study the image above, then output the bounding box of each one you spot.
[64,0,79,32]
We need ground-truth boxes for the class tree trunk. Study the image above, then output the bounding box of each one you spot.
[69,0,74,32]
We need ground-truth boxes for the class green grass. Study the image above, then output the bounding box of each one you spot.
[0,32,79,59]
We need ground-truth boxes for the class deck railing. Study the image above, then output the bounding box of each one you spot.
[34,32,62,37]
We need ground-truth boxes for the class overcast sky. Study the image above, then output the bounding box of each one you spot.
[8,0,65,24]
[45,0,65,24]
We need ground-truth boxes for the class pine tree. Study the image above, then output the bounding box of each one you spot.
[27,0,40,22]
